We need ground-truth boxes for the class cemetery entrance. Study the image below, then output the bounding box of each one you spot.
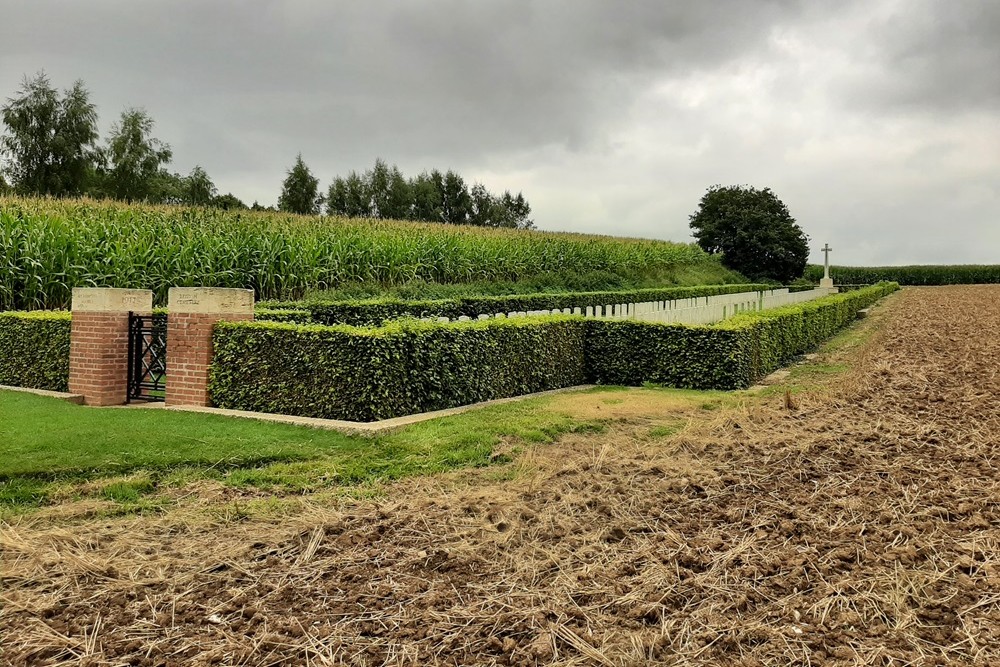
[127,312,167,402]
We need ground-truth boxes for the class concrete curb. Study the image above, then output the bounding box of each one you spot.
[162,385,597,436]
[0,384,85,404]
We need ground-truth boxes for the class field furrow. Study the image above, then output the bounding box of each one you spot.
[2,286,999,666]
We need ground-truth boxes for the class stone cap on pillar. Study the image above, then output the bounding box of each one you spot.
[71,287,153,313]
[167,287,255,314]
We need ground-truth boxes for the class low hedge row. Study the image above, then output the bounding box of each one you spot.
[806,264,1000,285]
[254,308,313,323]
[260,283,774,325]
[0,311,72,391]
[209,316,587,422]
[210,283,897,421]
[586,282,899,390]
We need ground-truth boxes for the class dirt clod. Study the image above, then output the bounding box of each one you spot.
[3,286,1000,665]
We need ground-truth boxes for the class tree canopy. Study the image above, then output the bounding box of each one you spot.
[1,74,535,225]
[326,159,534,228]
[278,154,323,215]
[0,72,100,196]
[104,108,173,202]
[689,185,809,283]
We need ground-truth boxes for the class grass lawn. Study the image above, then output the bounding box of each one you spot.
[0,388,623,512]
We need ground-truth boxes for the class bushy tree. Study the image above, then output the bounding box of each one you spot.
[183,165,216,206]
[324,159,533,227]
[467,185,535,229]
[689,185,809,282]
[105,108,172,202]
[278,154,322,215]
[213,192,247,210]
[409,170,443,222]
[0,72,100,196]
[440,170,471,225]
[327,171,371,218]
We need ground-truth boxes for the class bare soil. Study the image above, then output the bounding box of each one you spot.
[3,286,1000,666]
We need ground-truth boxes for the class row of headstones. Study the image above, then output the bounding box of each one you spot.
[417,288,830,326]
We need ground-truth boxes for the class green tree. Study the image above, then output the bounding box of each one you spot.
[409,170,443,222]
[440,170,470,225]
[278,154,322,215]
[0,172,10,195]
[212,192,247,210]
[105,108,172,202]
[499,191,534,229]
[468,183,496,227]
[327,170,370,217]
[0,72,100,196]
[183,165,216,206]
[689,185,809,282]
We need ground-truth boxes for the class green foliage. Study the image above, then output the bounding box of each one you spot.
[104,108,173,202]
[210,316,588,422]
[183,165,217,206]
[1,72,100,197]
[0,196,711,310]
[278,154,322,215]
[265,283,773,326]
[327,160,533,228]
[586,283,899,390]
[212,284,895,422]
[254,308,313,323]
[690,185,809,283]
[305,262,749,302]
[0,311,71,391]
[805,264,1000,285]
[212,192,247,210]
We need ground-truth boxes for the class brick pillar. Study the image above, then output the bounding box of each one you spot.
[166,287,254,407]
[68,288,154,406]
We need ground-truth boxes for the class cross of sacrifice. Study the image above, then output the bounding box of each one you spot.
[822,243,832,279]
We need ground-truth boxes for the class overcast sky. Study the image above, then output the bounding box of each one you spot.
[2,0,998,265]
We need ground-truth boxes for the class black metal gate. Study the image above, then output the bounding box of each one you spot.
[127,313,167,402]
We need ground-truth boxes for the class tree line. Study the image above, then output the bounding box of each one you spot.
[279,155,533,228]
[0,72,533,227]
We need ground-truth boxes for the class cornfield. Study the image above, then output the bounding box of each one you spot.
[0,197,708,310]
[805,263,1000,285]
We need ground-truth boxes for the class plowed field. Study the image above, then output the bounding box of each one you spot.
[3,286,1000,666]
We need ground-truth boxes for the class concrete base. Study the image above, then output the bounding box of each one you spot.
[0,384,85,404]
[161,385,597,436]
[819,277,835,289]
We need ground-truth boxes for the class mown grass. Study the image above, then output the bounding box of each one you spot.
[0,388,611,514]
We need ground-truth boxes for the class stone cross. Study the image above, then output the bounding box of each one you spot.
[822,243,832,279]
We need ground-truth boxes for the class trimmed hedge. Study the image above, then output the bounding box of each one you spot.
[806,264,1000,285]
[209,283,897,421]
[0,311,72,391]
[586,282,899,390]
[260,283,774,326]
[254,308,313,324]
[209,316,587,422]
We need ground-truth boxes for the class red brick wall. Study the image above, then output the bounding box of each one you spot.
[68,312,132,406]
[165,312,253,407]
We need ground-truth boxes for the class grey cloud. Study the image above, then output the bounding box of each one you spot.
[838,0,1000,115]
[1,1,998,266]
[1,0,806,174]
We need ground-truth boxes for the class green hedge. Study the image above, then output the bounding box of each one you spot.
[209,283,897,421]
[209,316,587,422]
[806,264,1000,285]
[260,283,774,326]
[254,308,313,323]
[586,283,899,390]
[0,311,72,391]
